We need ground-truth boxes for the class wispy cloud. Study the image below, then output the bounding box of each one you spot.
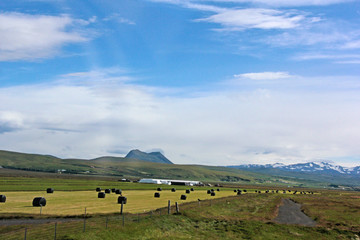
[197,8,307,30]
[194,0,355,7]
[234,71,293,80]
[0,12,92,61]
[103,14,136,25]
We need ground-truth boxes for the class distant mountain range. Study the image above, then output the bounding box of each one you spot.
[228,162,360,176]
[124,149,173,164]
[228,161,360,187]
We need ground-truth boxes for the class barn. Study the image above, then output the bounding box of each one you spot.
[139,178,202,186]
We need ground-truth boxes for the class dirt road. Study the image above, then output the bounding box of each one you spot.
[274,198,316,227]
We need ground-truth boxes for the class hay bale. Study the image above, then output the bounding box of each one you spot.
[46,188,54,193]
[98,192,106,198]
[211,192,216,196]
[111,188,116,193]
[157,187,162,191]
[154,192,160,198]
[180,194,187,200]
[237,191,242,195]
[233,189,237,192]
[243,190,247,192]
[190,188,194,191]
[0,195,6,203]
[105,189,111,194]
[115,189,122,194]
[207,190,211,194]
[32,197,46,207]
[186,189,190,194]
[217,188,220,191]
[171,188,176,192]
[118,196,127,204]
[96,187,101,192]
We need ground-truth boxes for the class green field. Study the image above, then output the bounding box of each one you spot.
[0,168,359,239]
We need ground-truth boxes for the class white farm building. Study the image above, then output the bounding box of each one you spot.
[139,178,202,186]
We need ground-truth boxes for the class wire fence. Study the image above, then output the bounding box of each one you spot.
[0,197,231,240]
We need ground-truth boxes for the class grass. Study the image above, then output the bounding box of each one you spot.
[1,192,359,239]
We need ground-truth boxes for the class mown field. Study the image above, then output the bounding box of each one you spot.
[0,189,240,216]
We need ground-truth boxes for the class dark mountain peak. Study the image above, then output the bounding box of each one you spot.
[125,149,173,164]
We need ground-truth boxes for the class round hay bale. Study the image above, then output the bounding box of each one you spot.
[46,188,54,193]
[190,188,194,191]
[211,189,214,192]
[211,192,216,196]
[258,191,261,193]
[98,192,106,198]
[157,187,162,191]
[96,187,101,192]
[237,191,242,195]
[118,196,127,204]
[185,189,190,194]
[111,188,116,193]
[243,190,247,192]
[180,194,187,200]
[0,195,6,203]
[154,192,160,198]
[233,189,237,192]
[115,189,122,194]
[217,188,220,191]
[171,188,176,192]
[105,189,111,194]
[207,190,211,194]
[32,197,46,207]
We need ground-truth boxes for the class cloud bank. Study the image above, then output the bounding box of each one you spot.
[0,69,359,167]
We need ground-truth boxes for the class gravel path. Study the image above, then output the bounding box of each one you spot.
[274,198,316,227]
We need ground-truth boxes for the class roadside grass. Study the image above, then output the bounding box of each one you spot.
[291,190,360,232]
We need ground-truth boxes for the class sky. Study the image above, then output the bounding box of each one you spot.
[0,0,360,167]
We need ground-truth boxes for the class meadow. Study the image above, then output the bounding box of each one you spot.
[0,169,359,239]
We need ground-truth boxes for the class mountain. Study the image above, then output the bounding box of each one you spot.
[229,162,360,176]
[124,149,173,164]
[228,161,360,187]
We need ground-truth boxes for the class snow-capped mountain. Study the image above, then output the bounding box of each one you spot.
[229,162,360,176]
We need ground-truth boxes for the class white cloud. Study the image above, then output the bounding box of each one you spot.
[151,0,355,7]
[0,69,360,167]
[0,12,90,61]
[234,71,293,80]
[197,8,306,30]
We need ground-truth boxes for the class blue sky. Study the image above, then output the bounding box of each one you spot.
[0,0,360,167]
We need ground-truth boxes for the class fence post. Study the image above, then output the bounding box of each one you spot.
[198,199,201,207]
[40,205,42,216]
[120,202,124,215]
[175,202,179,214]
[83,207,87,232]
[54,222,57,240]
[24,228,27,240]
[122,214,125,227]
[168,200,171,215]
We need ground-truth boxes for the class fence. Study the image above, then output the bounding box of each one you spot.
[0,197,232,240]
